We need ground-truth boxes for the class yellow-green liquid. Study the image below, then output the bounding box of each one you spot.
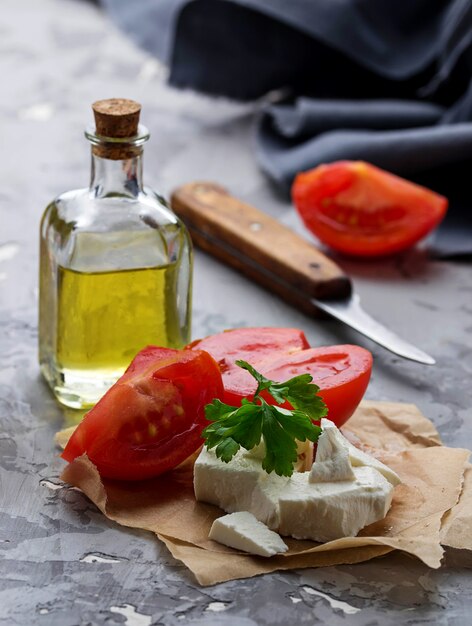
[57,263,182,370]
[40,262,188,408]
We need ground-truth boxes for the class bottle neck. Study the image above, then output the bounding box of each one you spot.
[89,150,144,198]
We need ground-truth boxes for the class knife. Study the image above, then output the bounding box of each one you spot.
[171,182,435,365]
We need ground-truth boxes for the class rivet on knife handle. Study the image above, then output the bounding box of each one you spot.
[171,181,352,302]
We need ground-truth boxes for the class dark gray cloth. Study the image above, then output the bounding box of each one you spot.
[102,0,472,256]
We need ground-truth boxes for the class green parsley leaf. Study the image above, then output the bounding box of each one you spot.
[204,399,263,453]
[235,360,328,421]
[202,360,327,476]
[214,437,240,463]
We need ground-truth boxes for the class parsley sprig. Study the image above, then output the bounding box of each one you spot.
[202,360,327,477]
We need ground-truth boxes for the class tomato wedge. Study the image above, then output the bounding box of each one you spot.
[119,345,178,380]
[188,328,372,427]
[62,348,224,480]
[293,161,448,257]
[187,327,309,404]
[258,345,372,426]
[187,327,309,364]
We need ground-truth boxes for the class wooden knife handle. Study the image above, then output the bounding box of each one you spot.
[171,182,352,313]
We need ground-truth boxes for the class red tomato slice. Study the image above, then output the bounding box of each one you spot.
[62,348,224,480]
[188,328,372,426]
[187,327,310,406]
[293,161,448,257]
[219,344,372,427]
[120,345,179,380]
[261,345,372,426]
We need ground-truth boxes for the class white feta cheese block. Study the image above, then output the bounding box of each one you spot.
[309,419,355,483]
[195,417,399,545]
[194,446,287,528]
[250,471,289,529]
[278,466,394,542]
[194,447,263,513]
[209,511,288,557]
[346,442,401,486]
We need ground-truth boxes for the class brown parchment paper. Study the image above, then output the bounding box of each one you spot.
[58,401,471,586]
[440,464,472,549]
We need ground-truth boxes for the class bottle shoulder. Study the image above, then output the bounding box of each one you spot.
[40,188,191,272]
[43,187,182,230]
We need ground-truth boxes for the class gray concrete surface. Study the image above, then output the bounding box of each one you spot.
[1,0,471,624]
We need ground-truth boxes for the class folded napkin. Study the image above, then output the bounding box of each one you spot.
[102,0,472,256]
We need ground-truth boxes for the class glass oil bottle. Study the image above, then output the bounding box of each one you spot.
[39,99,192,408]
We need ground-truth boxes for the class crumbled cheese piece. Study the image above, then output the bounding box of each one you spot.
[209,511,288,557]
[278,466,394,542]
[347,442,401,486]
[309,418,356,482]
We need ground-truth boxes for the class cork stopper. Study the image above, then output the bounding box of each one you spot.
[91,99,143,159]
[93,98,141,138]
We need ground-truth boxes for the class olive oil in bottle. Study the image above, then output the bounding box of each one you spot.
[39,99,192,408]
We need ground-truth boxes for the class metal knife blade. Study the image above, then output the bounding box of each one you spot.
[313,294,435,364]
[171,182,435,365]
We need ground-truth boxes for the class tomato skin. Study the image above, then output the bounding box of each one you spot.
[293,161,448,257]
[188,327,310,403]
[187,327,309,363]
[259,345,372,426]
[213,343,372,427]
[62,348,224,480]
[120,345,179,380]
[189,328,372,427]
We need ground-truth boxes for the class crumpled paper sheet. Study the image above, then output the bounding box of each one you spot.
[58,401,471,586]
[440,464,472,549]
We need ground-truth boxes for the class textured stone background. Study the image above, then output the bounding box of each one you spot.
[1,0,471,624]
